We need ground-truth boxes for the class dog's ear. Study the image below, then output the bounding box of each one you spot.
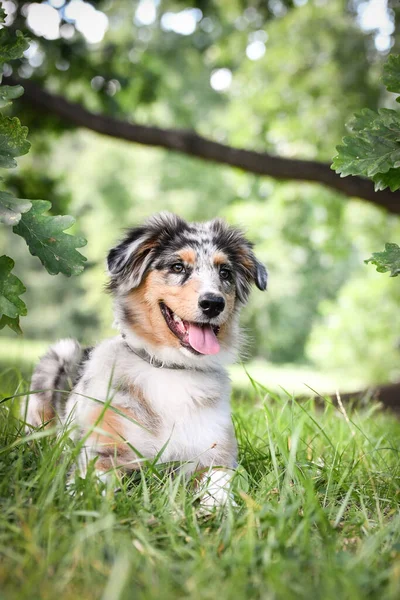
[107,212,187,292]
[107,225,156,290]
[210,218,268,303]
[254,259,268,292]
[235,248,268,303]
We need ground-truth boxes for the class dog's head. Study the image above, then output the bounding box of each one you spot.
[107,213,267,360]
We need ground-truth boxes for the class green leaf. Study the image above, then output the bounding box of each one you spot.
[332,108,400,181]
[13,200,87,276]
[332,55,400,191]
[0,29,30,66]
[383,54,400,98]
[0,84,24,109]
[347,108,378,132]
[0,115,30,168]
[0,313,22,334]
[0,7,6,25]
[372,168,400,192]
[0,255,27,334]
[365,243,400,277]
[0,190,31,225]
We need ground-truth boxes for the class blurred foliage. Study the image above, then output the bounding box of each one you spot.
[0,0,399,385]
[333,51,400,282]
[225,184,353,362]
[6,168,72,216]
[307,200,400,383]
[0,15,86,334]
[307,269,400,384]
[333,54,400,191]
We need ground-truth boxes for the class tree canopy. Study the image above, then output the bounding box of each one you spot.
[1,0,399,385]
[4,0,399,209]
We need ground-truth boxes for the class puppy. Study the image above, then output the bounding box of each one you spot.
[25,213,267,506]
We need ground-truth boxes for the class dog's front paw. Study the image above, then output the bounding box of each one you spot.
[198,468,237,511]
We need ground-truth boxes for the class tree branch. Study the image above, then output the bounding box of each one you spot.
[10,76,400,214]
[308,382,400,414]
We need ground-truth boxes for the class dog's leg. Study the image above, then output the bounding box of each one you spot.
[67,444,137,496]
[191,426,239,509]
[72,404,141,488]
[195,466,237,509]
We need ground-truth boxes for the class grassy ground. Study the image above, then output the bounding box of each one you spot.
[1,369,400,600]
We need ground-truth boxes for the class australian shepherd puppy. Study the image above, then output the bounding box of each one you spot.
[25,213,267,507]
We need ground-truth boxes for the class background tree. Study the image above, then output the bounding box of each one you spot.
[333,53,400,277]
[1,0,399,390]
[3,0,396,209]
[0,10,86,335]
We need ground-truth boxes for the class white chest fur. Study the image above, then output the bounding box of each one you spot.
[70,338,236,469]
[125,356,233,466]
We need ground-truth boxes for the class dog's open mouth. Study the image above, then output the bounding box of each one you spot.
[160,302,220,355]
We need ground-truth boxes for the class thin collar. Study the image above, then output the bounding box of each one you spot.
[122,337,220,373]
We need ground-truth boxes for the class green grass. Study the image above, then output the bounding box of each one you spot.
[1,369,400,600]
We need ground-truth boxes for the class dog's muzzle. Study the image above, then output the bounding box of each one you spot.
[198,293,225,319]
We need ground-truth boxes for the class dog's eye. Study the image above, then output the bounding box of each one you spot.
[220,267,232,281]
[171,263,185,273]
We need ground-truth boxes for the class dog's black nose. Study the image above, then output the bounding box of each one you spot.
[199,294,225,319]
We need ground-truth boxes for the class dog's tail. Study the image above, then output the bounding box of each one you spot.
[22,339,86,429]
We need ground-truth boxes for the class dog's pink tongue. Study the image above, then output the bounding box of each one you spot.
[188,323,220,355]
